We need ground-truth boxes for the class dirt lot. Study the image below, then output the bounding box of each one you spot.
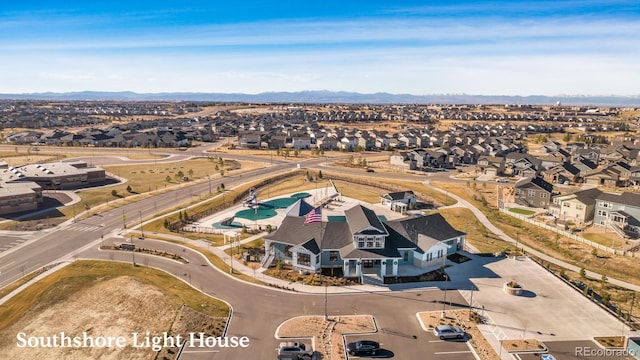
[0,276,225,360]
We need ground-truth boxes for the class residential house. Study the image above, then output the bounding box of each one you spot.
[593,192,640,237]
[477,156,505,177]
[379,191,417,213]
[543,163,581,185]
[514,176,554,208]
[549,188,602,225]
[389,152,417,170]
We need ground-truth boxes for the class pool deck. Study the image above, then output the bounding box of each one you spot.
[192,186,407,231]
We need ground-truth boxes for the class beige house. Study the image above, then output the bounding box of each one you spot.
[549,188,602,225]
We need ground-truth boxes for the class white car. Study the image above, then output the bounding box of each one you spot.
[433,325,465,340]
[496,178,509,183]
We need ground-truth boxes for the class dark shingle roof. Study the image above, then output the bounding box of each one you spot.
[285,199,314,217]
[298,239,321,255]
[515,176,553,193]
[345,204,388,236]
[265,216,321,247]
[384,213,465,242]
[597,192,640,208]
[571,188,603,204]
[381,191,415,201]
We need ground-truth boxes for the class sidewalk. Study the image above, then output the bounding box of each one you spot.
[423,180,640,292]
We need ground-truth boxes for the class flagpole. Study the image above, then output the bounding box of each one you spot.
[320,206,327,320]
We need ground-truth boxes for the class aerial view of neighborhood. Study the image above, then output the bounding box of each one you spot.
[1,1,639,360]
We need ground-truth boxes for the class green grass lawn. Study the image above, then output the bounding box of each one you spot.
[508,208,536,215]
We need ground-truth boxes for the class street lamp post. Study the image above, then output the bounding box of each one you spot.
[131,235,136,267]
[324,273,328,320]
[139,211,144,239]
[515,232,519,255]
[441,274,448,317]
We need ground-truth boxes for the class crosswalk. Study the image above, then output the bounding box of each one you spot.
[66,223,105,232]
[0,238,28,253]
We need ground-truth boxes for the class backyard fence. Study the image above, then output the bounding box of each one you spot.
[500,208,637,258]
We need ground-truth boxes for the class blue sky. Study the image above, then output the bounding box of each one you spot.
[1,1,639,95]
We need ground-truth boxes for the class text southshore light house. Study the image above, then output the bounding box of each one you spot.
[263,199,465,282]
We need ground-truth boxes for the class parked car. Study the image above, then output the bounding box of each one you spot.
[277,341,312,360]
[346,340,380,356]
[433,325,465,340]
[496,177,509,183]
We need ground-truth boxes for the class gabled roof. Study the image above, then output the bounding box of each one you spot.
[285,199,314,217]
[515,176,554,193]
[381,191,416,201]
[554,188,602,204]
[345,204,388,236]
[294,239,321,255]
[384,213,465,242]
[597,192,640,208]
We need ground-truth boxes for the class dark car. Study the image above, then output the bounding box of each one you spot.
[366,168,375,173]
[346,340,380,356]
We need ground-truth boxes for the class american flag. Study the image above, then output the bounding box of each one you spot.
[304,207,322,224]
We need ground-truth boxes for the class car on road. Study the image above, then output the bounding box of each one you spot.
[346,340,380,356]
[496,177,509,183]
[277,341,312,360]
[366,168,375,173]
[433,325,465,340]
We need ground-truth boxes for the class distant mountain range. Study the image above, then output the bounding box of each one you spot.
[1,90,638,106]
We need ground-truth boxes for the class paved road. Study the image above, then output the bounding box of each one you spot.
[78,239,470,360]
[0,159,294,289]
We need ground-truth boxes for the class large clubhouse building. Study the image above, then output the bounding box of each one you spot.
[264,199,465,281]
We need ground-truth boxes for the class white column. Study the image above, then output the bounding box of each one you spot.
[356,261,362,276]
[380,260,387,277]
[343,260,349,276]
[392,260,398,276]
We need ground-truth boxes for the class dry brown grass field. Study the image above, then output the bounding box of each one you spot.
[0,261,228,360]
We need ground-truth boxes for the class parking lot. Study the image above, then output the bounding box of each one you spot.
[517,340,636,360]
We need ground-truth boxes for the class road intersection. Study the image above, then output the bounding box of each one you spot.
[0,149,636,359]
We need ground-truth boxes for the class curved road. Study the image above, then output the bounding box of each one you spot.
[78,240,465,360]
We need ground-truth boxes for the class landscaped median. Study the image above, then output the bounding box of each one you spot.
[416,309,546,360]
[275,315,377,360]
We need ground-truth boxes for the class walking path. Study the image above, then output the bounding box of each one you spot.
[424,180,640,292]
